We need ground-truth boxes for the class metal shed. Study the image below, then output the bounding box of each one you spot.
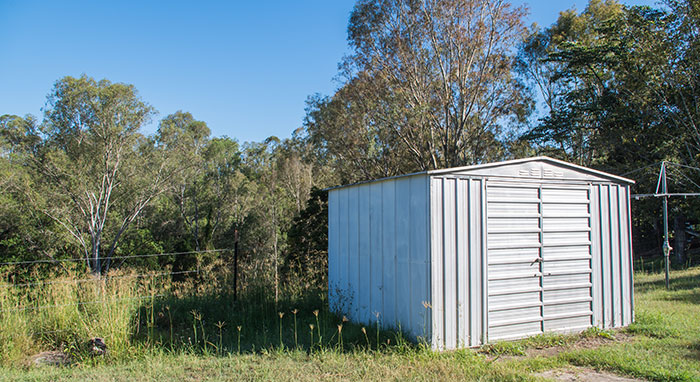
[327,156,635,350]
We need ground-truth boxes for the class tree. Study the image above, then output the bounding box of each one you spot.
[157,111,211,251]
[305,0,531,183]
[661,0,700,163]
[0,115,51,266]
[285,187,328,289]
[515,0,628,165]
[33,75,174,275]
[517,0,700,260]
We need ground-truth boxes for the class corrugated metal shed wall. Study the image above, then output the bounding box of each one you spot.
[429,177,485,350]
[591,184,634,329]
[328,175,431,340]
[428,176,634,348]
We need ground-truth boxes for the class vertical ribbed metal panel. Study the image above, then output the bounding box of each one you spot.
[409,176,431,339]
[619,185,633,325]
[347,187,359,320]
[430,178,444,349]
[626,186,635,323]
[381,181,396,328]
[395,178,412,335]
[369,183,383,325]
[456,179,468,347]
[591,184,634,329]
[591,185,603,327]
[358,185,371,323]
[328,175,431,341]
[430,177,484,349]
[443,178,457,349]
[470,179,483,347]
[338,188,349,313]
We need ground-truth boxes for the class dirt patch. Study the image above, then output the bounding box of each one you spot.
[481,331,635,363]
[27,351,71,367]
[535,367,645,381]
[526,333,632,358]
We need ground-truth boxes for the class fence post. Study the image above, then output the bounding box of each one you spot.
[233,230,239,302]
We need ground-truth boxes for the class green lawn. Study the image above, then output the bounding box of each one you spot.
[2,267,699,382]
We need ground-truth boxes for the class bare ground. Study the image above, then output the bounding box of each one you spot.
[526,332,634,359]
[535,367,646,382]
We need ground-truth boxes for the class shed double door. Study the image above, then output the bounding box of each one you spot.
[486,182,594,342]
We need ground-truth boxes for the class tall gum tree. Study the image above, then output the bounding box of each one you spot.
[306,0,532,183]
[35,75,175,275]
[156,111,211,252]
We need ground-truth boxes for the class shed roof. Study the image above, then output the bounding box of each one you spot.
[327,156,634,191]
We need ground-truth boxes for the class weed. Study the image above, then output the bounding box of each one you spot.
[582,326,614,340]
[236,325,242,354]
[291,308,298,348]
[481,341,526,356]
[626,310,681,339]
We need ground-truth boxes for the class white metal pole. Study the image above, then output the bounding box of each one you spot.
[661,162,671,289]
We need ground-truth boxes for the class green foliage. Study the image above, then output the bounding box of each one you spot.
[481,341,526,356]
[0,74,324,293]
[517,0,700,260]
[581,326,614,340]
[285,187,328,290]
[303,0,532,183]
[626,310,681,339]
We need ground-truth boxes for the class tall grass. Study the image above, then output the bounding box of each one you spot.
[0,268,149,365]
[0,263,404,367]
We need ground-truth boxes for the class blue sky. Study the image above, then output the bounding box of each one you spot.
[0,0,658,143]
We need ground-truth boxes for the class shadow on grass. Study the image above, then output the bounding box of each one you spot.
[132,289,414,355]
[665,289,700,305]
[686,341,700,362]
[634,274,700,295]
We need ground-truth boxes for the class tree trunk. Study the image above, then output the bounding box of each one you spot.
[674,214,686,264]
[193,183,200,252]
[233,229,239,302]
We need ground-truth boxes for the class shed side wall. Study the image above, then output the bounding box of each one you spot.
[591,184,634,328]
[328,176,431,340]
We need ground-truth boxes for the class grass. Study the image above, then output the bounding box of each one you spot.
[0,266,699,381]
[556,267,700,381]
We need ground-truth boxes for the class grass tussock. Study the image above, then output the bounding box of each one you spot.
[0,267,152,366]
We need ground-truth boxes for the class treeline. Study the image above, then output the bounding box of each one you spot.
[1,0,698,292]
[0,77,331,294]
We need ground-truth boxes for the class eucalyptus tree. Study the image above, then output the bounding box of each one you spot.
[515,0,628,165]
[0,115,46,264]
[156,111,211,251]
[34,75,175,275]
[201,137,250,248]
[305,0,531,183]
[515,0,700,169]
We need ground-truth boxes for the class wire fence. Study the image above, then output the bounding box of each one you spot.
[0,269,201,289]
[0,248,228,267]
[0,295,166,314]
[0,249,230,314]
